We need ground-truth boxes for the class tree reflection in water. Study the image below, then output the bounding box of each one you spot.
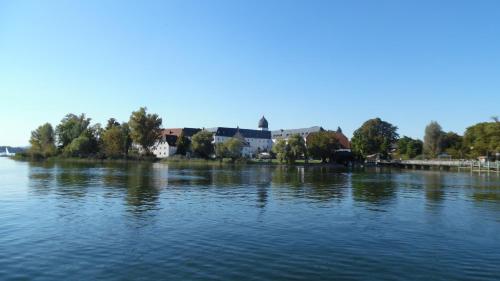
[26,161,500,217]
[351,171,396,206]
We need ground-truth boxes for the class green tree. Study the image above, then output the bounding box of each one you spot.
[396,136,423,159]
[120,123,133,158]
[191,130,214,159]
[464,121,500,158]
[128,107,162,155]
[101,121,131,158]
[63,124,101,157]
[307,131,340,163]
[175,131,191,156]
[287,134,307,164]
[29,123,57,157]
[55,113,91,149]
[351,118,399,158]
[225,137,244,161]
[423,121,443,158]
[272,139,289,164]
[214,142,227,162]
[106,118,120,130]
[441,132,464,159]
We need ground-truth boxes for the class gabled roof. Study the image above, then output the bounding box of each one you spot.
[162,128,201,137]
[157,134,178,146]
[207,127,271,139]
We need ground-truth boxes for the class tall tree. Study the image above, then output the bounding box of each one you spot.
[102,122,131,158]
[29,123,57,157]
[287,134,307,164]
[307,131,340,163]
[128,107,162,155]
[423,121,443,158]
[191,130,214,159]
[55,113,91,149]
[351,118,399,158]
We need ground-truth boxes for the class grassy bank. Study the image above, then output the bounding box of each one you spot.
[162,156,345,168]
[12,153,346,168]
[10,153,158,164]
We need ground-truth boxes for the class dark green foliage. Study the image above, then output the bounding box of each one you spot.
[191,130,214,159]
[106,118,120,130]
[464,121,500,158]
[54,113,100,157]
[29,123,57,157]
[396,136,423,159]
[101,121,131,159]
[175,131,191,156]
[307,131,340,163]
[55,113,91,149]
[351,118,399,158]
[128,107,162,155]
[441,132,465,159]
[62,124,101,157]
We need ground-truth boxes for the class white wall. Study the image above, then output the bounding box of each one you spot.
[152,142,177,158]
[213,136,272,157]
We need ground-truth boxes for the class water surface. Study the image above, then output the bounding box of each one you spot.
[1,158,500,280]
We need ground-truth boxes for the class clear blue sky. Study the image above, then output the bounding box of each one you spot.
[1,0,499,146]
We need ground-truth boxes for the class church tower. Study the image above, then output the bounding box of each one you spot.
[258,116,269,131]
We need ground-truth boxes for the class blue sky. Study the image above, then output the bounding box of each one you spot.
[1,0,499,146]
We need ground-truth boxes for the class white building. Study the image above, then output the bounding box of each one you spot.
[207,116,273,157]
[150,128,201,158]
[151,134,178,158]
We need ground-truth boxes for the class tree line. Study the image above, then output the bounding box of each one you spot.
[27,107,162,159]
[350,117,500,160]
[26,108,499,162]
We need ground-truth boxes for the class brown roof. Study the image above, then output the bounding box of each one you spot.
[161,128,183,137]
[161,128,201,137]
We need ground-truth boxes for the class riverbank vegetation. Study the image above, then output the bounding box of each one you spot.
[351,117,500,161]
[18,106,499,164]
[20,107,162,161]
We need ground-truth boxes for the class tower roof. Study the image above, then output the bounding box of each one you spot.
[258,116,268,129]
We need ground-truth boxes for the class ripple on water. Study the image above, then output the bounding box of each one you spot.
[1,160,500,280]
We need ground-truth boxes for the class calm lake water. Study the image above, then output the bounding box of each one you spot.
[1,158,500,281]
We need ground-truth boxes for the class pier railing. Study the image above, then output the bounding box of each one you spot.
[378,159,500,172]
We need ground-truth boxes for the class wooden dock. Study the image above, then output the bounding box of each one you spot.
[375,159,500,173]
